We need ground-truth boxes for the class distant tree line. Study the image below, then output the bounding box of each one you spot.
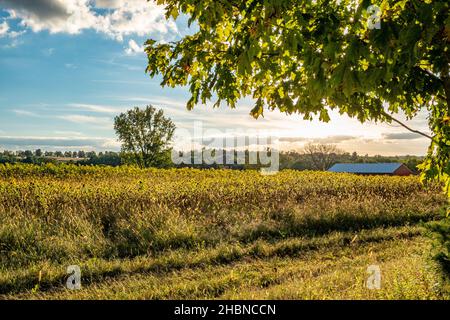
[0,146,424,173]
[0,149,121,166]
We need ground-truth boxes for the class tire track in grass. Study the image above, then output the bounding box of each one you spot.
[0,225,423,297]
[10,233,443,300]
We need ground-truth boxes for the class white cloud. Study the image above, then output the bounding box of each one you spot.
[68,103,122,113]
[13,109,40,117]
[0,0,178,41]
[11,107,114,127]
[124,39,144,55]
[94,0,124,9]
[94,1,178,41]
[5,29,25,38]
[1,0,97,34]
[382,132,425,140]
[0,20,24,40]
[58,114,112,126]
[0,21,9,37]
[64,63,77,69]
[0,135,120,150]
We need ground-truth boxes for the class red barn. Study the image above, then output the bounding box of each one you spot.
[328,163,413,176]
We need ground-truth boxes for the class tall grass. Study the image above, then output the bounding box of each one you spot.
[0,164,446,298]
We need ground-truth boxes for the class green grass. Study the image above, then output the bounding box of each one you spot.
[0,164,447,299]
[3,227,445,300]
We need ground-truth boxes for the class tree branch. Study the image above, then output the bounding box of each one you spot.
[381,111,434,141]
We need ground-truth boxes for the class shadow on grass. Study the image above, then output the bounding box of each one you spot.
[235,209,440,244]
[0,225,422,296]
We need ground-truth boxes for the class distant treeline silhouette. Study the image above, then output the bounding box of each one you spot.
[0,148,423,173]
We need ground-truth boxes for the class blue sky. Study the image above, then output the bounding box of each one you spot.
[0,0,431,155]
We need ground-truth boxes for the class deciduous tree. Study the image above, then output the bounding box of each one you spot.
[145,0,449,268]
[114,105,176,168]
[303,143,344,171]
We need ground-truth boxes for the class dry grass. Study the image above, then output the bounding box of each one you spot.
[0,164,446,299]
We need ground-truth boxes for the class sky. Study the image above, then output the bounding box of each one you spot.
[0,0,432,156]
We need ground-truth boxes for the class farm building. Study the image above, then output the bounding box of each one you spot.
[328,163,413,176]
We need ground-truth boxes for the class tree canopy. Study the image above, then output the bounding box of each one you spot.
[114,106,176,168]
[145,0,449,194]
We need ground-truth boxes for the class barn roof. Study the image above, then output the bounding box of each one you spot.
[328,163,404,174]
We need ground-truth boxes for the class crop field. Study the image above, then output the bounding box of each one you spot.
[0,164,447,299]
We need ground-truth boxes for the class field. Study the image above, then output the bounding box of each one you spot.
[0,164,447,299]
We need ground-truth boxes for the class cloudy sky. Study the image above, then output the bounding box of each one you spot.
[0,0,432,155]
